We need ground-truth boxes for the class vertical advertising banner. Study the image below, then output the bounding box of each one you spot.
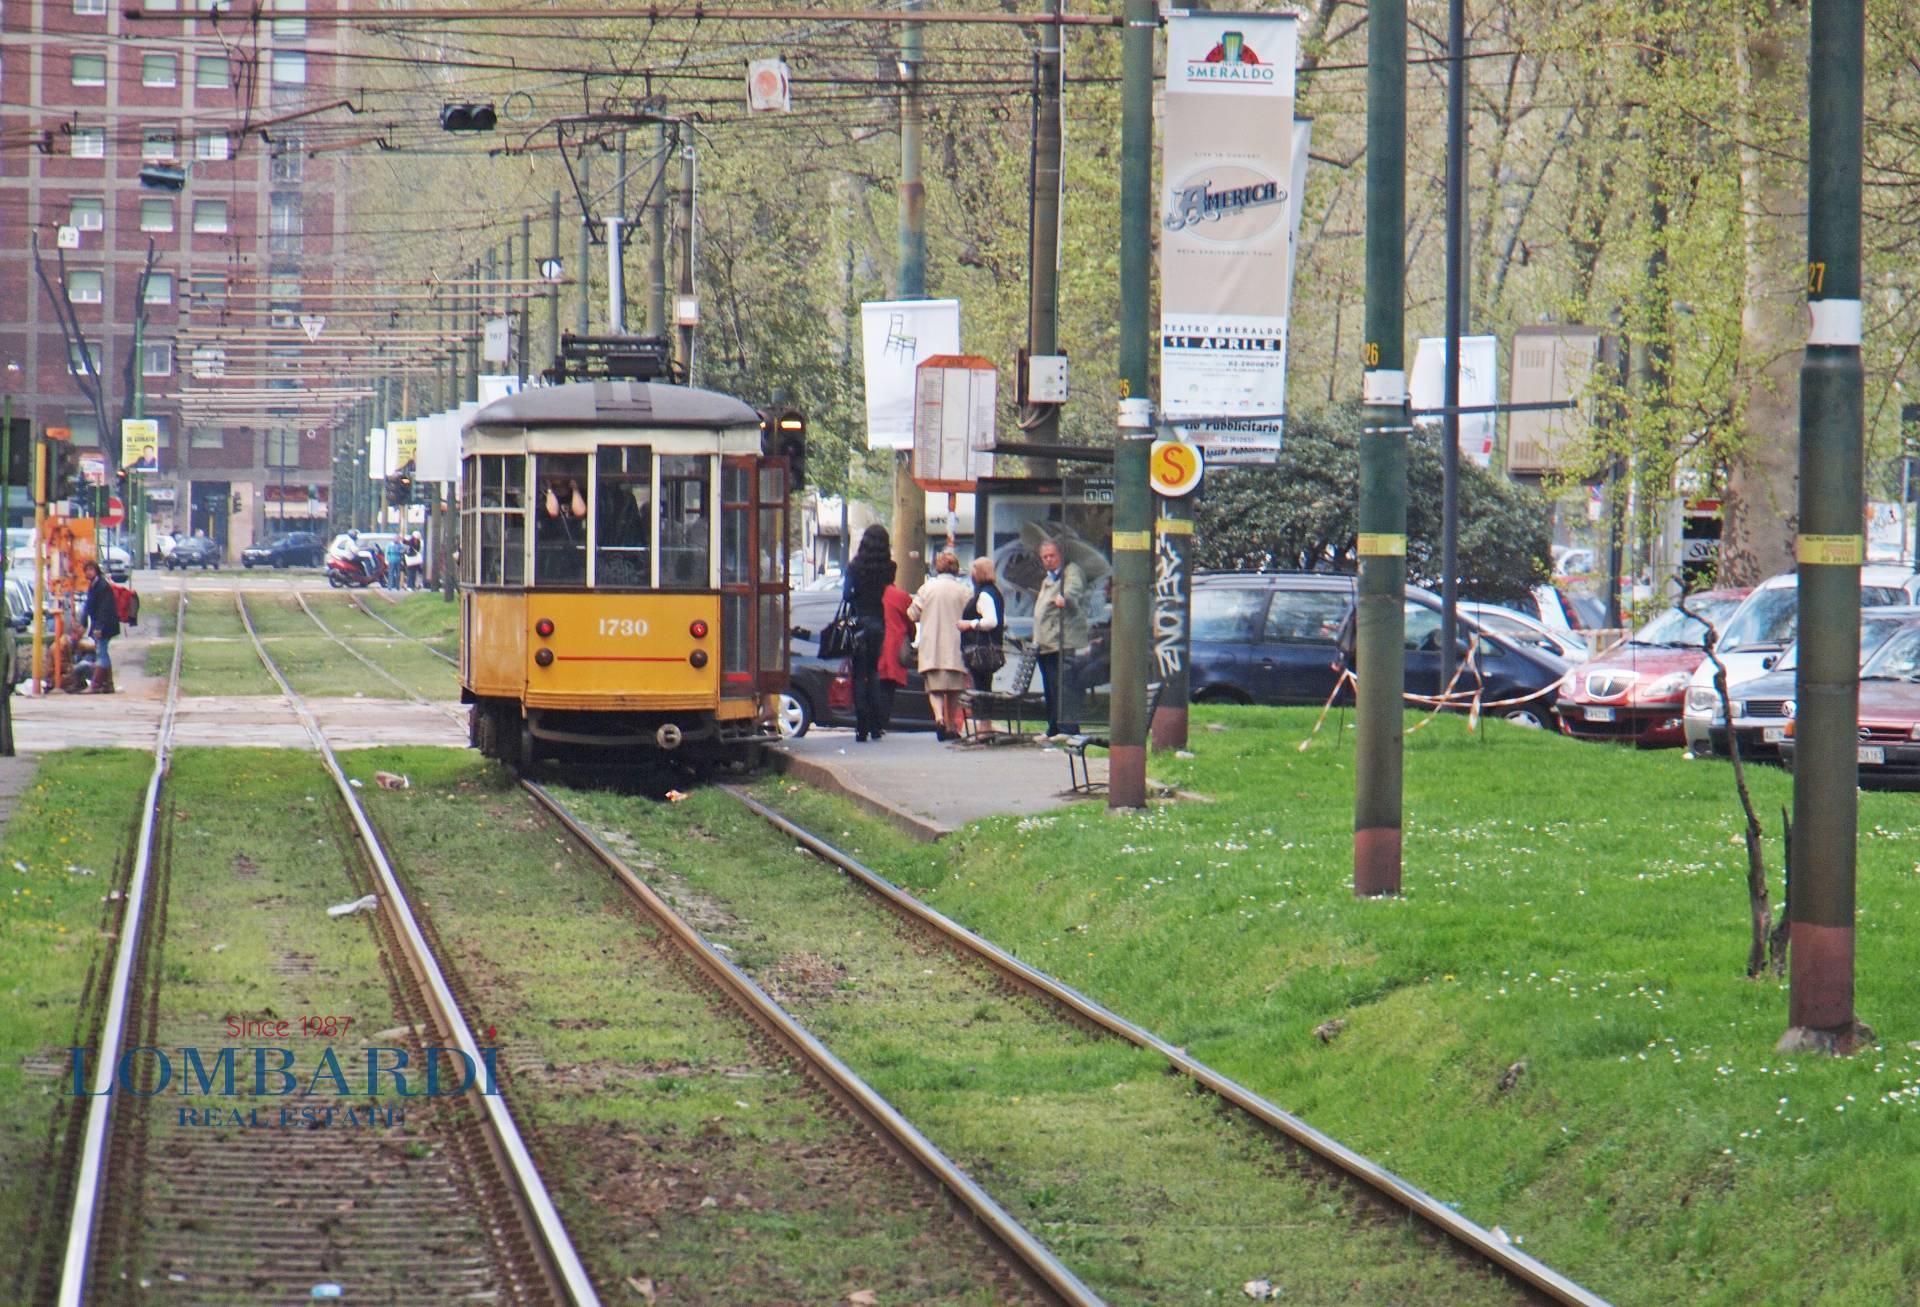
[860,299,962,450]
[1160,14,1300,453]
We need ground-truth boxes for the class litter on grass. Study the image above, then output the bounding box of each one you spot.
[327,894,379,917]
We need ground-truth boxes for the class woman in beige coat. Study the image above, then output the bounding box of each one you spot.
[908,550,973,740]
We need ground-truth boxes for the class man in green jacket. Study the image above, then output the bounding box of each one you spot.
[1033,539,1088,736]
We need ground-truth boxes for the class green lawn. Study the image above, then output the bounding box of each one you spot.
[737,710,1920,1307]
[0,751,153,1301]
[370,591,458,650]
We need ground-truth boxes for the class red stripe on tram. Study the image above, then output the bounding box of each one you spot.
[553,655,689,663]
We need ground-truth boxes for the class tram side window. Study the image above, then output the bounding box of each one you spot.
[535,454,588,585]
[472,454,525,586]
[595,446,652,587]
[659,455,711,588]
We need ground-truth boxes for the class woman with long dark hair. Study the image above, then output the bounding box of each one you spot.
[842,524,896,742]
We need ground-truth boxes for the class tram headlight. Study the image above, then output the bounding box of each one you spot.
[689,619,709,639]
[688,649,709,669]
[535,618,554,638]
[534,647,554,668]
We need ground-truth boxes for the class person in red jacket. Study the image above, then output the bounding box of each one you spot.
[876,581,913,738]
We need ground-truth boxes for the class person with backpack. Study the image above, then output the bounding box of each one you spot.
[79,560,121,694]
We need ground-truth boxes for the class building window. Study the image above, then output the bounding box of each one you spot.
[192,200,227,234]
[190,346,226,379]
[68,415,102,447]
[142,53,178,87]
[272,0,306,39]
[67,270,104,304]
[71,127,106,159]
[143,127,177,160]
[271,50,307,84]
[73,0,107,14]
[71,54,107,86]
[189,278,227,308]
[144,272,174,304]
[269,193,302,255]
[195,132,230,161]
[196,55,229,90]
[268,275,300,327]
[266,429,301,468]
[69,197,105,230]
[269,139,304,181]
[143,341,174,376]
[140,198,174,232]
[68,340,102,375]
[190,424,224,449]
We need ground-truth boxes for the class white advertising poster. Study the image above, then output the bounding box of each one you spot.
[1411,335,1499,468]
[478,373,523,406]
[1160,14,1300,446]
[860,299,961,450]
[415,411,461,484]
[367,427,391,479]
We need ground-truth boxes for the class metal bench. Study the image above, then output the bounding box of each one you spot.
[1058,679,1167,795]
[960,645,1043,743]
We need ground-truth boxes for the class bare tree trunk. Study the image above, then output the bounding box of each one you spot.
[1721,4,1806,586]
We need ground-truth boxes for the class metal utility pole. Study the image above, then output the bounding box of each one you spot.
[1106,0,1155,810]
[648,122,669,336]
[548,191,562,368]
[578,149,593,336]
[467,259,481,401]
[519,213,532,383]
[1788,0,1867,1051]
[1438,0,1467,693]
[1025,0,1063,450]
[1354,0,1409,896]
[675,135,698,380]
[610,134,629,333]
[892,0,929,593]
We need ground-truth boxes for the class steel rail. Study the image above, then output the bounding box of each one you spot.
[292,590,465,723]
[345,590,461,667]
[235,592,601,1307]
[57,590,187,1307]
[721,785,1615,1307]
[518,778,1103,1307]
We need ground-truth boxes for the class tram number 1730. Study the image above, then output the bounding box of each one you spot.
[597,617,652,637]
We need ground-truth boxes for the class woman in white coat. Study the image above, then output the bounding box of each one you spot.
[908,550,973,740]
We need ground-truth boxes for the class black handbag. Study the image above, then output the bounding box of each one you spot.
[963,643,1006,676]
[818,600,869,659]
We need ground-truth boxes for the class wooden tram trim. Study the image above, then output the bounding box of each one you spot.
[57,591,187,1307]
[720,786,1617,1307]
[519,779,1103,1307]
[234,593,603,1307]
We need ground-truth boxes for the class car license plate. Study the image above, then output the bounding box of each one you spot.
[1583,706,1615,722]
[1762,726,1786,743]
[1860,746,1885,765]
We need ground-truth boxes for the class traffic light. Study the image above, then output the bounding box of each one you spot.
[43,441,80,504]
[439,103,497,132]
[759,407,806,490]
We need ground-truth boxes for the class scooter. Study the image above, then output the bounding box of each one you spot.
[326,549,387,589]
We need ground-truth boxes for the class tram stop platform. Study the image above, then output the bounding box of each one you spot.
[770,727,1105,840]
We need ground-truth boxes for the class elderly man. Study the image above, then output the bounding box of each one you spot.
[1032,538,1088,737]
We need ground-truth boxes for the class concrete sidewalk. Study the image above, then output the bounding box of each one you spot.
[770,727,1102,840]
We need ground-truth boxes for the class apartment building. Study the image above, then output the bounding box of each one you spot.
[0,0,345,557]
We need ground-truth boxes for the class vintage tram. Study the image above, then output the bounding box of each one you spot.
[458,378,791,769]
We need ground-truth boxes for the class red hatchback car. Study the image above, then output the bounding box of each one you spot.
[1553,588,1751,747]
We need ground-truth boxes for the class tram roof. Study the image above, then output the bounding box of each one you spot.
[465,381,760,434]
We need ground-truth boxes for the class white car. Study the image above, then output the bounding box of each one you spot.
[1458,602,1590,662]
[1682,565,1912,753]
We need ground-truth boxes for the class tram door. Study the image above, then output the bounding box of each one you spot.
[720,457,791,700]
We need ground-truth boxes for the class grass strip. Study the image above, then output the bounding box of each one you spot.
[352,745,1028,1305]
[161,592,276,695]
[0,749,160,1301]
[757,708,1920,1306]
[550,773,1518,1305]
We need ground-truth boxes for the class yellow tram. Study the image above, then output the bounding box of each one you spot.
[458,379,791,769]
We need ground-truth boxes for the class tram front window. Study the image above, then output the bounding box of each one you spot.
[659,455,711,588]
[596,446,652,587]
[535,454,588,584]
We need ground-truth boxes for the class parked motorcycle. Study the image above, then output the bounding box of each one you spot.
[326,549,387,589]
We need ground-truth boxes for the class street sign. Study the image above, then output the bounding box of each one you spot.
[747,58,792,112]
[1149,438,1204,497]
[57,225,80,249]
[483,317,512,363]
[300,314,327,341]
[101,495,125,528]
[79,453,108,487]
[539,257,564,282]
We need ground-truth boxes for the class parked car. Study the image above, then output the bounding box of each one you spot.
[782,599,936,737]
[1781,620,1920,788]
[164,536,222,570]
[1692,607,1920,759]
[1458,601,1590,662]
[1552,588,1750,747]
[100,544,131,582]
[1682,566,1910,753]
[1187,573,1571,726]
[243,531,326,569]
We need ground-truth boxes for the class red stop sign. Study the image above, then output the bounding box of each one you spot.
[101,495,125,528]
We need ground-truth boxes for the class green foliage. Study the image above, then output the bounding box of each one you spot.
[1193,409,1551,604]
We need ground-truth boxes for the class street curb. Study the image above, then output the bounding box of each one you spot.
[764,746,950,843]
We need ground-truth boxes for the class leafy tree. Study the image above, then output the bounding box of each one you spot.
[1193,407,1551,606]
